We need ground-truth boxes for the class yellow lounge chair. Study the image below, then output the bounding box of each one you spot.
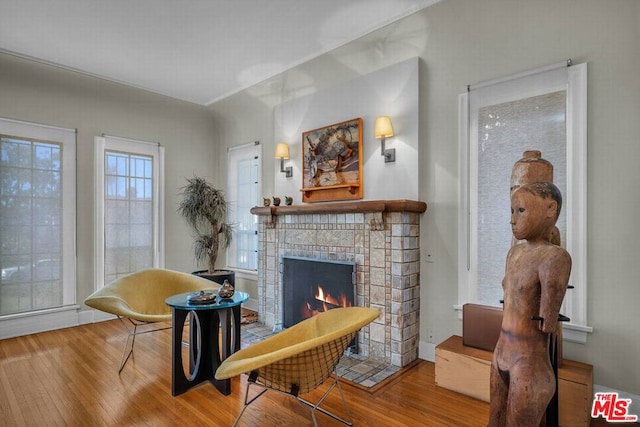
[84,268,216,373]
[215,307,379,426]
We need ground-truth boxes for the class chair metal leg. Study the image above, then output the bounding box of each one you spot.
[298,368,353,426]
[118,334,136,375]
[234,367,353,427]
[117,317,139,374]
[233,379,268,427]
[115,316,171,374]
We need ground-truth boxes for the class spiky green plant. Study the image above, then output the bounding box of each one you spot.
[177,177,232,273]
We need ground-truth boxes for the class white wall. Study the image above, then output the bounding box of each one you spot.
[273,58,420,202]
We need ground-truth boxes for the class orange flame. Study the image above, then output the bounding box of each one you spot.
[314,285,352,309]
[300,285,353,321]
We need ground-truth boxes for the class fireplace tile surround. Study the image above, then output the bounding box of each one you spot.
[251,200,427,368]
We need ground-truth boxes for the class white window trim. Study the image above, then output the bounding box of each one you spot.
[226,141,261,276]
[94,135,164,290]
[0,117,77,306]
[457,63,591,343]
[0,117,77,338]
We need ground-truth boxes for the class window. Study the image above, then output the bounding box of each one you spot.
[0,118,76,316]
[458,62,590,342]
[95,135,164,288]
[226,142,261,272]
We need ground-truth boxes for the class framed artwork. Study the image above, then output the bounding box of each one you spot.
[301,118,363,203]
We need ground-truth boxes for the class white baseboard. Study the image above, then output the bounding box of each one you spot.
[0,307,122,339]
[79,309,116,324]
[0,306,81,339]
[419,340,436,362]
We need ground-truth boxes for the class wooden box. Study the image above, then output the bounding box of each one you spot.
[435,335,593,427]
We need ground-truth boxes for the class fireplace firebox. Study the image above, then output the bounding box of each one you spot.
[282,256,355,328]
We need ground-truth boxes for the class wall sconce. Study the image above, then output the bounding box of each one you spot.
[374,116,395,163]
[275,142,293,177]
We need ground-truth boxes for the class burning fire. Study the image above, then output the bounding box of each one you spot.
[303,285,352,318]
[315,285,350,307]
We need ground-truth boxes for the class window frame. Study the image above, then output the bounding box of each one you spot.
[457,63,590,342]
[94,135,164,290]
[226,141,261,276]
[0,117,77,316]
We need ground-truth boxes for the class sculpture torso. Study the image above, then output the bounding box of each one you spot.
[495,241,571,371]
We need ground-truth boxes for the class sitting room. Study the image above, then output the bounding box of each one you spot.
[1,0,639,425]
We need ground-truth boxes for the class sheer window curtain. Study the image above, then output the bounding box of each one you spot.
[458,62,590,342]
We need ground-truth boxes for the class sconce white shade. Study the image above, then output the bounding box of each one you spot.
[374,116,394,139]
[275,142,290,160]
[375,116,396,163]
[275,142,293,177]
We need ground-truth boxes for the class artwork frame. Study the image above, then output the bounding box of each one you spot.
[301,118,363,203]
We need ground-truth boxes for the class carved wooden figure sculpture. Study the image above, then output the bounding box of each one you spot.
[489,182,572,427]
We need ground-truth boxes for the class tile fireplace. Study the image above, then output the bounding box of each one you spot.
[251,200,427,368]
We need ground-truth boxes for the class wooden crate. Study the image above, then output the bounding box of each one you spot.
[435,335,593,427]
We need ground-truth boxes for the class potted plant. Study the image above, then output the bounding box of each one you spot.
[178,176,234,285]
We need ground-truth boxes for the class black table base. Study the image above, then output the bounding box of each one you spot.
[171,304,242,396]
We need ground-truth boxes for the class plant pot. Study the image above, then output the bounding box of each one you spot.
[193,270,235,287]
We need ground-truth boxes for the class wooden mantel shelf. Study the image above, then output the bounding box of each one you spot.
[250,199,427,216]
[301,183,360,199]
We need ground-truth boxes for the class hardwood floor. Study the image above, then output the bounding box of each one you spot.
[0,320,610,426]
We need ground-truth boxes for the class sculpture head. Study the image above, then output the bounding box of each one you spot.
[510,182,562,242]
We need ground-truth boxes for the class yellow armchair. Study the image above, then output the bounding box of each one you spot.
[84,268,217,372]
[216,307,379,426]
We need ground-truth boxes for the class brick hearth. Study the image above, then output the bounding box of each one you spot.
[251,200,427,367]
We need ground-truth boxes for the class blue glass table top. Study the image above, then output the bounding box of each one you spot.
[166,290,249,310]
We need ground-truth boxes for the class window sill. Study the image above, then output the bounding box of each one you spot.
[227,268,258,281]
[562,323,593,344]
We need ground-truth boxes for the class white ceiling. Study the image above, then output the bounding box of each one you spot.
[0,0,437,106]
